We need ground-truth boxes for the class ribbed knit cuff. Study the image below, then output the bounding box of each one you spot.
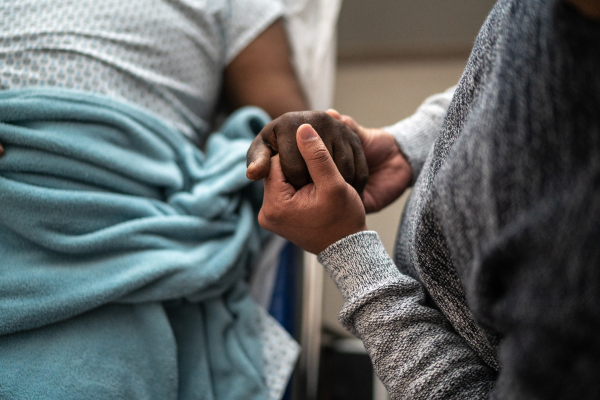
[384,86,456,181]
[385,116,436,181]
[318,231,401,303]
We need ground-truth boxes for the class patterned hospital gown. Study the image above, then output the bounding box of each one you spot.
[0,0,283,140]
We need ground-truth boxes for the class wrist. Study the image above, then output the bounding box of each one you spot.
[318,231,400,302]
[308,222,368,255]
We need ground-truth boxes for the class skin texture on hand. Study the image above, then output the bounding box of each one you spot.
[259,124,367,254]
[247,111,369,193]
[327,110,412,214]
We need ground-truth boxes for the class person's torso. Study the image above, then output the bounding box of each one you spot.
[394,0,600,370]
[0,0,261,140]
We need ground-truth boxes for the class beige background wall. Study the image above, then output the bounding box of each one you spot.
[337,0,497,59]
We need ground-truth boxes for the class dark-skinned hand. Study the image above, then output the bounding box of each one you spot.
[259,124,367,254]
[246,111,369,194]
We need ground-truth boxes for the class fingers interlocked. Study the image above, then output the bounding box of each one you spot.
[246,111,368,193]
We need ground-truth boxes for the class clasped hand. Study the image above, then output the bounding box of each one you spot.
[246,110,413,254]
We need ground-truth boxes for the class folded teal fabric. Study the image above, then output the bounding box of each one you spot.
[0,88,271,400]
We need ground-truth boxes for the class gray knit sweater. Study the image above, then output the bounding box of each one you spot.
[318,0,600,398]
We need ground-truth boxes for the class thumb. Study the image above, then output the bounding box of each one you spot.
[296,124,343,188]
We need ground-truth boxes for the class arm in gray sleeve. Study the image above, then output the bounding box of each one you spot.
[384,86,456,180]
[318,231,496,400]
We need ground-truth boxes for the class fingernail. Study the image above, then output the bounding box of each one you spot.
[298,124,318,142]
[247,161,256,169]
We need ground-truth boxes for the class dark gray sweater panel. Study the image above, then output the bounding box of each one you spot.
[320,0,600,398]
[442,1,600,398]
[397,0,510,372]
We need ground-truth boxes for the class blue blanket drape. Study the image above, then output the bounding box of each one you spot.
[0,88,271,399]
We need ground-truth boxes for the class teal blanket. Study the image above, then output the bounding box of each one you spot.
[0,88,271,399]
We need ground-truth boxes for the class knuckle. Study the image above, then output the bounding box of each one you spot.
[260,205,279,223]
[258,210,270,230]
[337,153,353,172]
[259,206,284,232]
[305,111,334,131]
[311,146,331,164]
[265,198,293,220]
[282,111,313,129]
[304,110,328,122]
[355,172,369,193]
[280,111,301,122]
[328,181,349,198]
[357,171,369,186]
[347,129,362,145]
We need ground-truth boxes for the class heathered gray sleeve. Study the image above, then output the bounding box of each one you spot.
[384,87,456,180]
[318,231,496,400]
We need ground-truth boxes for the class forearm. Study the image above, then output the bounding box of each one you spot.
[223,19,308,118]
[318,232,496,399]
